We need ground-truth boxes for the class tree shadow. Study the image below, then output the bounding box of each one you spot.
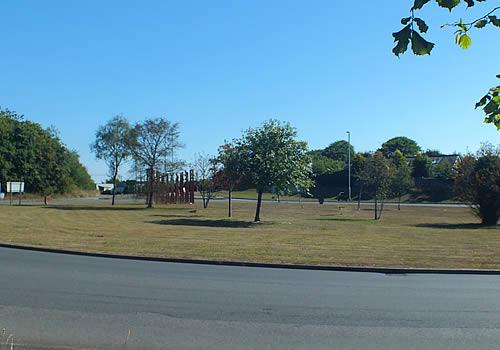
[150,214,201,218]
[44,205,149,211]
[148,218,255,228]
[44,205,194,212]
[317,217,372,223]
[414,223,492,230]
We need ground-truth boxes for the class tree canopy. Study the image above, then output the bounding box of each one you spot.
[236,119,313,221]
[0,108,94,200]
[454,143,499,225]
[321,140,354,163]
[380,136,421,157]
[129,117,182,208]
[91,115,133,205]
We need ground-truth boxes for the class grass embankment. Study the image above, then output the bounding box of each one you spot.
[0,200,498,269]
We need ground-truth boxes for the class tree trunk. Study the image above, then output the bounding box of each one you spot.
[254,190,263,222]
[378,198,385,220]
[147,168,154,208]
[398,195,401,211]
[374,196,378,220]
[357,185,363,211]
[112,172,117,206]
[44,195,48,206]
[228,189,232,217]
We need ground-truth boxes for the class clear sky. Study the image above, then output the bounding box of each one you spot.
[1,0,498,181]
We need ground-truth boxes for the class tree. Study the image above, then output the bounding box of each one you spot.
[237,120,313,222]
[129,117,181,208]
[424,149,443,157]
[217,143,244,217]
[391,150,414,210]
[380,136,421,157]
[309,153,345,203]
[91,116,133,205]
[352,152,370,210]
[0,108,94,203]
[321,140,355,163]
[394,1,499,129]
[412,153,432,178]
[37,138,66,205]
[454,143,499,226]
[433,160,454,180]
[194,153,218,209]
[365,152,393,220]
[63,150,95,191]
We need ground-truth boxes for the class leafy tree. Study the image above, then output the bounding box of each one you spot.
[394,1,499,129]
[321,140,355,163]
[194,153,218,209]
[380,136,421,157]
[0,108,94,203]
[310,153,344,177]
[412,153,433,178]
[237,120,313,222]
[36,136,66,205]
[91,116,133,205]
[365,151,394,220]
[63,150,95,191]
[424,149,443,157]
[217,142,244,217]
[433,159,454,180]
[129,117,181,208]
[476,76,500,129]
[352,152,370,210]
[454,143,499,225]
[391,149,414,210]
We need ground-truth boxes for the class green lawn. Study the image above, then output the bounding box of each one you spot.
[0,200,498,269]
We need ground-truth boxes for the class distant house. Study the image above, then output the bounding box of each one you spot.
[96,183,127,194]
[406,154,460,167]
[96,183,114,194]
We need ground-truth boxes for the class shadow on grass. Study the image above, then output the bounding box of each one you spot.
[148,218,255,228]
[44,205,149,211]
[414,223,490,230]
[44,205,194,212]
[150,214,201,218]
[317,217,372,223]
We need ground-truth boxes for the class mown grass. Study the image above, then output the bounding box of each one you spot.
[0,200,498,269]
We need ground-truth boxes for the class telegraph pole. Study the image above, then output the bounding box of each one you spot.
[347,131,351,201]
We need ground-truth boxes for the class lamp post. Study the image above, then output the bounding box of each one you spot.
[347,131,351,201]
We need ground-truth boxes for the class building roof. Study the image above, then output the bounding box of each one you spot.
[406,154,460,166]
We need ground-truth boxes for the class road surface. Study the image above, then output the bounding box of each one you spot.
[0,247,499,349]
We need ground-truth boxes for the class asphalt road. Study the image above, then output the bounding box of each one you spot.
[1,248,499,349]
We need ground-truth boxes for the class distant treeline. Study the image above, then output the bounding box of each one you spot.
[0,108,95,199]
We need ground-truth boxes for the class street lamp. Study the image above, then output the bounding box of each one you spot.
[347,131,351,201]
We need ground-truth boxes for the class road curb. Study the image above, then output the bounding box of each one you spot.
[1,242,500,275]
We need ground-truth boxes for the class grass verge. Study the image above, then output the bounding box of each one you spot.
[0,200,498,269]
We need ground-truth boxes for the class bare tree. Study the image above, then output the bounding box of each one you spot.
[128,117,182,208]
[194,153,218,209]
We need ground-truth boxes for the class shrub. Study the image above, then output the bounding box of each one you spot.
[454,144,500,226]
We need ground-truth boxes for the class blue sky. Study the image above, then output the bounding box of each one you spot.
[1,0,498,181]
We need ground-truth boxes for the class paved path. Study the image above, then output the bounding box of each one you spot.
[1,247,499,349]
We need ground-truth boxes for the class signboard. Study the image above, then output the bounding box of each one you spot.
[7,182,25,193]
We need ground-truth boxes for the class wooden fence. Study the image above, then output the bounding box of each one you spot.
[153,170,195,204]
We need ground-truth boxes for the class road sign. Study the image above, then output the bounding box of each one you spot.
[7,182,24,193]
